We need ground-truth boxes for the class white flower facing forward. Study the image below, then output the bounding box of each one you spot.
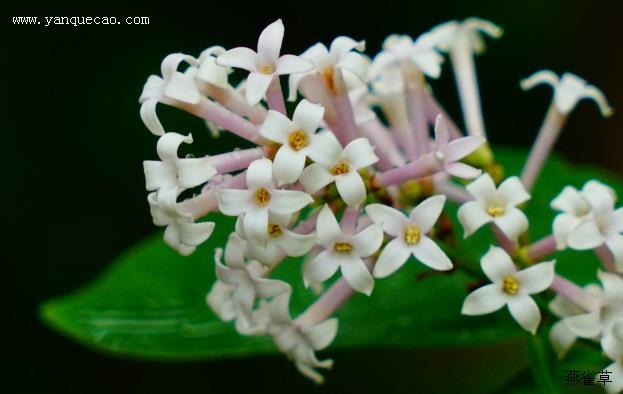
[147,189,214,256]
[601,318,623,393]
[217,158,313,246]
[143,132,217,193]
[369,33,444,80]
[236,213,316,267]
[304,205,383,295]
[259,99,335,184]
[432,115,485,179]
[458,174,531,241]
[216,19,313,105]
[300,136,378,207]
[209,234,290,333]
[139,53,200,135]
[366,196,452,278]
[267,292,338,384]
[520,71,613,117]
[462,246,556,334]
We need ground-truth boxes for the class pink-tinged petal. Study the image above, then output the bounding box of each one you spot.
[412,236,453,271]
[306,131,343,167]
[551,186,588,215]
[292,99,324,134]
[268,291,293,325]
[565,311,602,338]
[434,114,450,149]
[409,195,446,233]
[445,136,485,162]
[516,261,556,294]
[246,158,273,189]
[254,277,290,298]
[276,55,313,75]
[493,207,529,241]
[458,201,492,237]
[605,233,623,270]
[268,189,313,214]
[316,205,343,246]
[549,321,576,359]
[352,223,383,257]
[259,110,293,143]
[233,285,256,322]
[373,238,411,278]
[278,230,316,257]
[216,47,258,71]
[300,163,334,194]
[243,208,269,246]
[303,318,339,350]
[343,138,378,170]
[207,281,236,321]
[304,250,340,286]
[341,257,374,295]
[598,271,623,301]
[365,204,407,237]
[508,295,541,334]
[461,284,506,315]
[257,19,284,62]
[335,171,366,207]
[214,251,247,284]
[245,72,274,105]
[498,176,531,207]
[217,189,253,216]
[335,51,368,81]
[163,73,200,104]
[140,99,164,136]
[465,173,496,201]
[445,162,482,179]
[273,147,306,184]
[567,220,605,250]
[224,234,246,268]
[481,246,516,282]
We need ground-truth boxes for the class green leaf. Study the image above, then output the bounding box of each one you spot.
[40,148,623,362]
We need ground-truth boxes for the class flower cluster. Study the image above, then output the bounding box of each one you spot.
[138,19,620,388]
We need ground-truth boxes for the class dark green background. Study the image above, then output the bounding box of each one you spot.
[7,0,622,392]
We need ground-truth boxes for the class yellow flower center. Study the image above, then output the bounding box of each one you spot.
[254,187,271,207]
[287,130,309,151]
[403,225,421,245]
[260,64,274,75]
[323,66,336,93]
[487,205,506,217]
[502,276,520,295]
[330,160,350,175]
[267,223,282,237]
[334,242,353,253]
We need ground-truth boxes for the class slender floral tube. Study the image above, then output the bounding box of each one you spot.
[524,235,557,262]
[550,275,601,311]
[521,105,567,191]
[373,153,442,187]
[423,91,463,139]
[359,119,406,170]
[340,207,360,235]
[265,77,287,115]
[403,66,429,159]
[296,277,355,327]
[210,148,265,174]
[434,178,472,203]
[330,71,360,144]
[491,223,516,254]
[201,85,266,124]
[293,211,319,235]
[178,173,246,219]
[594,244,616,272]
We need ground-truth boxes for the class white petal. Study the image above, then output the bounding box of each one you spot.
[549,321,576,359]
[341,257,374,295]
[412,236,453,271]
[498,177,531,207]
[316,205,343,247]
[520,70,559,92]
[604,361,623,394]
[268,190,313,214]
[445,162,482,179]
[278,230,316,257]
[613,208,623,233]
[304,250,340,286]
[268,291,293,325]
[465,173,496,201]
[292,99,324,134]
[143,160,175,191]
[273,147,306,184]
[336,52,369,81]
[246,158,273,189]
[458,201,492,237]
[177,221,215,248]
[553,214,582,249]
[276,55,313,75]
[176,158,217,189]
[551,186,588,215]
[409,195,446,234]
[303,318,339,350]
[461,284,506,315]
[365,204,407,237]
[342,138,378,170]
[216,47,258,71]
[243,208,269,246]
[481,246,517,282]
[140,99,164,136]
[254,277,290,298]
[163,73,200,104]
[306,131,343,167]
[493,207,529,241]
[434,114,450,148]
[257,19,284,62]
[352,223,383,257]
[207,281,236,321]
[515,261,556,294]
[605,234,623,270]
[335,171,366,207]
[245,72,274,105]
[224,233,246,268]
[445,136,485,162]
[508,295,541,334]
[598,271,623,301]
[300,163,334,194]
[567,220,605,250]
[584,185,615,217]
[259,110,293,143]
[565,311,602,338]
[373,238,411,278]
[217,189,253,216]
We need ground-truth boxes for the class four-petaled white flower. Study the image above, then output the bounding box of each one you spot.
[236,212,316,267]
[462,246,555,334]
[458,174,531,241]
[600,318,623,393]
[520,70,613,117]
[216,19,313,105]
[366,196,452,278]
[259,99,335,184]
[209,234,290,333]
[139,53,201,135]
[143,132,217,192]
[300,136,378,207]
[432,114,485,179]
[369,33,444,80]
[303,205,383,295]
[267,291,338,384]
[217,158,313,246]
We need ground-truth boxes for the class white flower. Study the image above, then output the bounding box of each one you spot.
[259,99,336,184]
[300,136,378,207]
[288,36,368,101]
[143,132,217,192]
[236,212,316,266]
[458,174,531,241]
[429,18,503,55]
[462,246,555,334]
[267,291,338,384]
[216,19,313,105]
[139,53,201,135]
[366,196,452,278]
[369,33,444,80]
[147,189,214,255]
[195,46,232,90]
[520,70,613,117]
[303,205,383,295]
[209,234,290,333]
[217,158,313,246]
[432,114,485,179]
[600,318,623,393]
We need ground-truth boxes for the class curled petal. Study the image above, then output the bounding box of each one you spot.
[254,277,290,299]
[176,158,217,189]
[224,233,246,268]
[520,70,559,91]
[303,318,339,350]
[507,295,541,334]
[140,99,165,136]
[217,47,258,72]
[278,230,316,257]
[330,36,365,57]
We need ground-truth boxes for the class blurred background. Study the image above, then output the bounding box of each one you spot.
[6,0,622,392]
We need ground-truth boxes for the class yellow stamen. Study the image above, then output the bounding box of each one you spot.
[330,160,350,175]
[404,225,421,245]
[287,130,309,151]
[323,66,335,93]
[260,64,274,75]
[487,205,506,217]
[502,276,520,295]
[255,187,271,207]
[334,242,353,252]
[268,223,282,237]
